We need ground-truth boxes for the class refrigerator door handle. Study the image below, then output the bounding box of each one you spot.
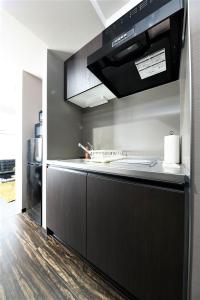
[35,139,43,162]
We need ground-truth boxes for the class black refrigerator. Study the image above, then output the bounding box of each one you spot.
[27,138,42,225]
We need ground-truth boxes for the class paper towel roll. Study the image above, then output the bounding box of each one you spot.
[164,134,180,164]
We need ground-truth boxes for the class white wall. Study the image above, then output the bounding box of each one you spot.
[0,9,47,213]
[0,70,17,159]
[0,133,16,159]
[22,72,42,208]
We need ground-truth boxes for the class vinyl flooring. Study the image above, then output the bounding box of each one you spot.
[0,213,126,300]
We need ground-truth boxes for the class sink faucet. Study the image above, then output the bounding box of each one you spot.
[78,143,91,159]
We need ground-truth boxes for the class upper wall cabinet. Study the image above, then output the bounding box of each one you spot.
[64,35,115,108]
[65,35,101,99]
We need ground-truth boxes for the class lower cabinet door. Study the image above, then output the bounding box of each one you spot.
[47,166,86,256]
[87,174,185,300]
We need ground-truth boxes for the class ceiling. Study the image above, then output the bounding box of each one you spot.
[97,0,130,19]
[1,0,135,59]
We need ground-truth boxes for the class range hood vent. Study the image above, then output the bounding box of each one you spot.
[87,0,184,99]
[68,84,115,109]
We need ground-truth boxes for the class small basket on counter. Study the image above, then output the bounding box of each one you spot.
[78,143,124,163]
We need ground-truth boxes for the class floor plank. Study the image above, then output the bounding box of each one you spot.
[0,213,126,300]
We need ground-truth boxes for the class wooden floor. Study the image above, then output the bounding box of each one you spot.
[0,213,126,300]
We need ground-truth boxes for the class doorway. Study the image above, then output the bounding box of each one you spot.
[22,71,42,221]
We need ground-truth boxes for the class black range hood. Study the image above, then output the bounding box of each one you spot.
[87,0,184,98]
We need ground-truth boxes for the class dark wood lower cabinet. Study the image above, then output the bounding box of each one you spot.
[87,174,185,300]
[46,166,187,300]
[46,166,86,256]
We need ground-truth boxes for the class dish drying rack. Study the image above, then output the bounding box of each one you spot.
[78,143,124,163]
[78,143,158,166]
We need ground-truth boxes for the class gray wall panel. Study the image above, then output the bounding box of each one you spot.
[180,26,191,173]
[47,50,82,159]
[82,81,180,158]
[190,0,200,299]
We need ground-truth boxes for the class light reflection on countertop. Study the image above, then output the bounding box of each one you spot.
[46,159,188,185]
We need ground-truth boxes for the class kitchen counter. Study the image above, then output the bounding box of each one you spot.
[47,159,187,185]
